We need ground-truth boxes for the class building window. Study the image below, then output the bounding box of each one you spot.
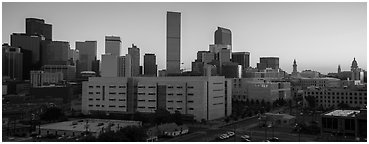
[96,98,100,101]
[138,86,145,88]
[177,108,183,110]
[213,82,223,85]
[189,108,194,110]
[118,106,125,108]
[138,106,145,109]
[119,85,126,88]
[96,86,101,88]
[188,86,194,89]
[118,99,125,101]
[109,92,116,95]
[148,107,156,109]
[148,86,156,88]
[138,100,145,102]
[148,93,156,95]
[118,92,125,95]
[109,86,116,88]
[96,92,100,94]
[109,105,116,108]
[102,105,104,107]
[168,100,174,102]
[89,86,93,88]
[177,94,183,96]
[188,93,194,96]
[89,98,93,101]
[96,105,100,107]
[213,89,223,91]
[214,96,223,98]
[109,98,116,101]
[177,101,183,103]
[188,100,194,103]
[168,107,173,110]
[148,100,156,102]
[168,86,174,88]
[138,93,145,95]
[213,103,223,105]
[168,93,174,96]
[177,86,183,89]
[88,92,93,94]
[88,105,93,107]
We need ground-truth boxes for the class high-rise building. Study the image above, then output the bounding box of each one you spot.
[76,41,97,72]
[105,36,121,56]
[257,57,279,71]
[166,11,181,75]
[118,54,132,77]
[26,18,52,41]
[232,52,250,69]
[68,49,79,66]
[2,44,23,80]
[128,44,140,76]
[30,70,63,87]
[101,54,118,77]
[42,41,70,65]
[144,53,157,77]
[215,27,232,46]
[11,33,43,80]
[91,59,100,76]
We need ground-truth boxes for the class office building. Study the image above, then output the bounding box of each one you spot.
[101,54,118,77]
[2,44,23,80]
[82,76,232,121]
[222,62,241,78]
[76,41,97,72]
[300,70,320,78]
[30,71,64,87]
[166,11,181,75]
[144,53,157,77]
[42,65,76,81]
[26,18,52,41]
[42,41,70,65]
[118,54,132,77]
[68,49,79,66]
[91,59,100,76]
[303,86,367,109]
[128,44,140,76]
[232,52,250,69]
[105,36,121,56]
[215,27,232,46]
[11,33,43,79]
[232,78,291,102]
[244,68,285,79]
[321,109,366,140]
[257,57,279,71]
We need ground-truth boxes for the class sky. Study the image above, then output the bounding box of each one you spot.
[2,2,367,74]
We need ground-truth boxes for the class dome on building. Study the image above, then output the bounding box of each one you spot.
[351,58,358,71]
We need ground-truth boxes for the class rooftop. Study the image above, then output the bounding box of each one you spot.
[324,110,361,117]
[40,119,141,133]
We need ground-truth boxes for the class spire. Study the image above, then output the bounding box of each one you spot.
[338,65,341,73]
[351,57,358,71]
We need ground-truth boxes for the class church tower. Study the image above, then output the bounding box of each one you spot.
[292,59,298,77]
[338,65,341,73]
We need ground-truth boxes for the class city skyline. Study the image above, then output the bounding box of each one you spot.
[2,2,367,74]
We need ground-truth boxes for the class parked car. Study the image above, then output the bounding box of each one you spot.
[226,131,235,137]
[218,134,229,140]
[241,134,250,139]
[243,138,251,142]
[268,137,279,142]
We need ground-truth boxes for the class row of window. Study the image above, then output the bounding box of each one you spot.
[316,100,367,104]
[88,105,126,108]
[306,91,366,96]
[138,93,156,95]
[88,92,126,95]
[167,107,194,110]
[213,102,224,105]
[315,96,367,100]
[137,100,156,102]
[137,106,156,109]
[88,85,126,88]
[88,98,126,101]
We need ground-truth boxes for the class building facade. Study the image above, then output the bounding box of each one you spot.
[166,11,181,75]
[257,57,279,71]
[232,78,291,102]
[232,52,250,69]
[42,65,76,81]
[76,41,97,72]
[26,18,52,41]
[214,27,232,46]
[118,54,132,77]
[30,71,64,87]
[105,36,121,56]
[2,44,23,80]
[144,53,157,77]
[43,41,70,65]
[128,44,140,76]
[101,54,118,77]
[82,76,232,121]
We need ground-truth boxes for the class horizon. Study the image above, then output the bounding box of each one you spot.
[2,2,367,74]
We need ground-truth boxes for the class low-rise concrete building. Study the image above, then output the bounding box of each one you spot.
[39,119,142,137]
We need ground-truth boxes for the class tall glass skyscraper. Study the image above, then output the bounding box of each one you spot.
[215,27,232,46]
[166,11,181,75]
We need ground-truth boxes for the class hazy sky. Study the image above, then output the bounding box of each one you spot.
[2,2,367,74]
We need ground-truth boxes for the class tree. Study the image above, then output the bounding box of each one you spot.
[255,99,260,105]
[224,117,230,123]
[337,102,351,109]
[261,99,266,106]
[154,108,172,125]
[304,96,316,109]
[40,107,65,122]
[250,99,255,105]
[172,110,183,125]
[97,126,147,142]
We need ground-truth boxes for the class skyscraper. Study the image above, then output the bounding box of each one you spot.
[166,11,181,75]
[2,44,23,80]
[76,41,97,72]
[232,52,250,69]
[43,41,70,65]
[11,33,43,80]
[144,53,157,77]
[101,53,118,77]
[26,18,52,41]
[105,36,121,56]
[118,54,132,77]
[128,44,140,76]
[215,27,232,46]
